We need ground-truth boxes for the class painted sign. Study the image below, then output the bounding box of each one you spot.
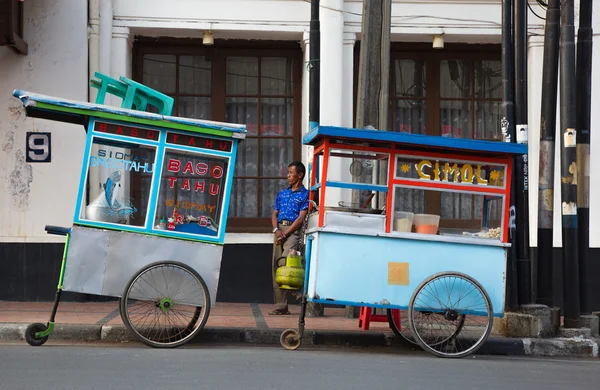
[166,158,224,196]
[155,152,228,237]
[166,132,232,152]
[94,121,159,141]
[396,156,506,188]
[26,132,51,163]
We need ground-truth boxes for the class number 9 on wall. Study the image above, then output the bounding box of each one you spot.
[26,132,51,163]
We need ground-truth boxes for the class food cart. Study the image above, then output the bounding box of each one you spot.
[13,73,245,348]
[280,125,526,358]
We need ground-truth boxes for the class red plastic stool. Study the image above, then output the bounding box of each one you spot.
[358,307,400,330]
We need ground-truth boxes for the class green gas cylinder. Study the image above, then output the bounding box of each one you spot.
[275,252,305,290]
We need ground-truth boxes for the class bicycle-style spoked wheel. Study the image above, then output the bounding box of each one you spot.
[408,272,493,358]
[120,261,210,348]
[386,309,418,345]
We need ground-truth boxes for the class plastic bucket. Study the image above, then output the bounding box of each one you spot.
[413,213,440,234]
[394,211,415,232]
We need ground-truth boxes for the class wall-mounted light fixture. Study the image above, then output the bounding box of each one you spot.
[203,31,214,46]
[433,34,444,49]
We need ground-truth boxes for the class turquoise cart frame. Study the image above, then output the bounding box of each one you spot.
[13,78,246,348]
[279,125,527,358]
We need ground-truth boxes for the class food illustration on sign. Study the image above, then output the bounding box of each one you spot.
[85,170,137,223]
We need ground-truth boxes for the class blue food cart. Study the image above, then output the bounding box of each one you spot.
[13,73,246,348]
[280,125,526,358]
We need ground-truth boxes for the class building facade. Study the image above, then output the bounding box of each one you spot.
[1,0,599,307]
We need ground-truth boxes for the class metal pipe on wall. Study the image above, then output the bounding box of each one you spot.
[559,0,581,328]
[88,0,100,103]
[99,0,112,81]
[536,0,560,308]
[514,0,531,305]
[501,0,519,312]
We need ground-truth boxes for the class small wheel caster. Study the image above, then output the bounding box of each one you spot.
[280,328,301,351]
[25,323,49,347]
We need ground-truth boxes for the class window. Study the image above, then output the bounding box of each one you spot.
[387,47,502,140]
[154,149,229,237]
[82,137,156,227]
[382,45,503,230]
[135,41,302,232]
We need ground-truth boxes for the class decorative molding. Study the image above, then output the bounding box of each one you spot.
[343,32,356,45]
[112,26,131,40]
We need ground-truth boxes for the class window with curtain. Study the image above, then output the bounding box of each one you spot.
[386,48,502,230]
[135,42,301,232]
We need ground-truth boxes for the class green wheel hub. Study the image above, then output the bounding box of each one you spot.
[158,298,174,312]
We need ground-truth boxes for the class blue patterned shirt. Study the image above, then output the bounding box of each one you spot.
[274,186,309,222]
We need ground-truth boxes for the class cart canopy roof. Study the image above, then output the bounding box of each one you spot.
[303,126,527,156]
[13,89,247,140]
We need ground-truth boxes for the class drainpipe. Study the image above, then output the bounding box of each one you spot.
[501,0,519,312]
[88,0,100,103]
[87,0,101,209]
[536,0,560,308]
[99,0,113,80]
[559,0,580,328]
[514,0,531,305]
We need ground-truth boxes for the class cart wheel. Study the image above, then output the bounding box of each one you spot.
[389,308,466,348]
[120,261,210,348]
[280,329,301,351]
[408,272,493,359]
[25,323,49,347]
[386,309,418,345]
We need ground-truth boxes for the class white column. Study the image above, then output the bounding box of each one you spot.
[342,32,356,128]
[319,0,344,126]
[111,26,132,82]
[301,31,312,166]
[319,0,346,206]
[337,32,356,204]
[527,35,544,247]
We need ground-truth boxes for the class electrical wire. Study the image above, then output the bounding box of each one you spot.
[300,0,362,16]
[300,0,501,26]
[536,0,548,8]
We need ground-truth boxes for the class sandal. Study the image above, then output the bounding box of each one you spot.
[268,309,291,315]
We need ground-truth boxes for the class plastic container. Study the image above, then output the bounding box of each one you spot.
[413,214,440,234]
[393,211,415,232]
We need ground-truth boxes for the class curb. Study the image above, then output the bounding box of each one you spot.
[1,323,597,358]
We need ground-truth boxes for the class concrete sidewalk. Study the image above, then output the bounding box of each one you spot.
[0,301,597,358]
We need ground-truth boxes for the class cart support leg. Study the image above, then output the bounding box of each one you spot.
[298,295,308,339]
[297,235,313,340]
[36,233,70,338]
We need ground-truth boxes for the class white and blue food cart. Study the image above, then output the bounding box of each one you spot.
[279,126,526,358]
[13,73,245,348]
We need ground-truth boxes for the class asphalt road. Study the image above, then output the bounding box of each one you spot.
[1,343,599,390]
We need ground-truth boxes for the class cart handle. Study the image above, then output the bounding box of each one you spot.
[45,225,72,237]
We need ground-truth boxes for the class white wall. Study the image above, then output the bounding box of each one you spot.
[0,0,88,242]
[2,0,599,248]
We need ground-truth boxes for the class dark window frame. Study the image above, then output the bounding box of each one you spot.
[353,42,503,231]
[133,38,303,233]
